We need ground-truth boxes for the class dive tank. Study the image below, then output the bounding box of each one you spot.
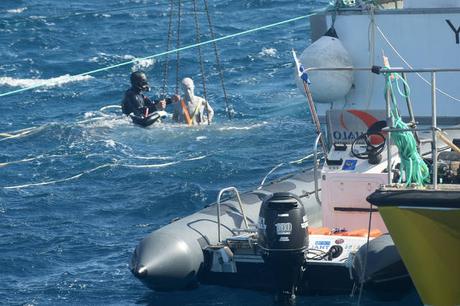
[295,27,353,103]
[257,192,309,305]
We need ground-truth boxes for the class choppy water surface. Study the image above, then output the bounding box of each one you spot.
[0,1,421,305]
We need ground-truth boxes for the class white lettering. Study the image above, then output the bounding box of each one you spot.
[275,223,292,235]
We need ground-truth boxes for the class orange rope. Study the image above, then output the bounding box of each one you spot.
[180,99,192,126]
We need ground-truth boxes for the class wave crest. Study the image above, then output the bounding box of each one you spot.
[0,74,93,89]
[7,7,27,14]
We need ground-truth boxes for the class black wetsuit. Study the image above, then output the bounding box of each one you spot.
[121,88,172,117]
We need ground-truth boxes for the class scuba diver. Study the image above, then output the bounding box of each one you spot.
[121,71,179,127]
[173,77,214,125]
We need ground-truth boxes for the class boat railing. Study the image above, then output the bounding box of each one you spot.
[216,187,249,243]
[257,152,321,190]
[313,132,323,205]
[304,66,460,189]
[257,163,287,190]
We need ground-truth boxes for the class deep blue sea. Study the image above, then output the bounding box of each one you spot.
[0,1,422,305]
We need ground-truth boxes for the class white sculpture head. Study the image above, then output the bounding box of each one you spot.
[181,77,195,100]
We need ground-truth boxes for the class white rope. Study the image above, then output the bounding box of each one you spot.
[376,25,460,103]
[257,153,320,189]
[365,5,377,109]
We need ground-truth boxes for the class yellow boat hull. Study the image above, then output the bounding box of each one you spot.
[379,206,460,306]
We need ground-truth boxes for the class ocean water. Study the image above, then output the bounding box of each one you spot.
[0,1,421,305]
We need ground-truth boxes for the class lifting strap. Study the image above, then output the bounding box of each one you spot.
[190,100,202,122]
[180,99,192,126]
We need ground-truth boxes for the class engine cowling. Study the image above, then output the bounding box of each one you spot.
[257,192,309,305]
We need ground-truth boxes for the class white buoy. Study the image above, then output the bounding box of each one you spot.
[295,28,354,103]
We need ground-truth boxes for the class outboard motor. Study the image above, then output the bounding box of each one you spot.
[257,192,309,305]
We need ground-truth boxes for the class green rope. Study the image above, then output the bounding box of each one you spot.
[385,71,429,186]
[0,6,331,98]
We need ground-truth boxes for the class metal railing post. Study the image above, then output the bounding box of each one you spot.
[216,191,222,243]
[386,78,392,185]
[313,133,322,205]
[216,187,249,243]
[401,72,421,150]
[431,72,438,189]
[303,82,328,155]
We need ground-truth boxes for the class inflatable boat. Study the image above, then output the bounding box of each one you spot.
[130,1,460,301]
[130,108,413,302]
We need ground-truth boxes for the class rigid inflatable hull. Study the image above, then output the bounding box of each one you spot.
[130,169,322,291]
[131,169,411,295]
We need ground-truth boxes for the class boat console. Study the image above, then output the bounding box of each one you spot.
[321,109,400,232]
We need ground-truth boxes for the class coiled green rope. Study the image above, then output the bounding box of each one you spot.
[384,71,430,186]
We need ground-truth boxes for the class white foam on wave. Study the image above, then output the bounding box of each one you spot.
[218,122,268,131]
[186,155,207,161]
[120,161,180,169]
[0,157,35,168]
[259,47,278,58]
[2,151,208,189]
[120,155,207,169]
[78,116,129,129]
[196,136,207,141]
[88,53,154,70]
[83,111,98,119]
[123,55,156,71]
[85,139,173,161]
[89,52,122,63]
[104,139,117,148]
[29,15,46,20]
[0,74,93,89]
[88,52,108,63]
[7,7,27,14]
[3,164,112,190]
[0,153,72,168]
[94,13,111,18]
[0,125,47,142]
[132,59,155,71]
[127,154,173,161]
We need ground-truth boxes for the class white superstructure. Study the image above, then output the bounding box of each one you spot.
[308,4,460,123]
[405,0,460,8]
